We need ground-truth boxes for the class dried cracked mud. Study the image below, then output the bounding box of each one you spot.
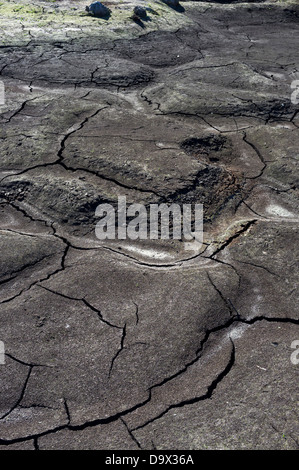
[0,0,298,450]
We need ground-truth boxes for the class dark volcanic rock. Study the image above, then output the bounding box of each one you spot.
[86,2,110,18]
[133,6,148,20]
[162,0,180,7]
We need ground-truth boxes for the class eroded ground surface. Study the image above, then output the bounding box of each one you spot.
[0,0,298,450]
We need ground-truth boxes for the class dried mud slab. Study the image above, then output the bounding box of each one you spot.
[0,0,298,450]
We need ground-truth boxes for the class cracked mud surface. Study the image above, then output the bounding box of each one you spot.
[0,0,298,450]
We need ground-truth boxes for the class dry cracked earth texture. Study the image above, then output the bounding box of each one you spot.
[0,0,298,451]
